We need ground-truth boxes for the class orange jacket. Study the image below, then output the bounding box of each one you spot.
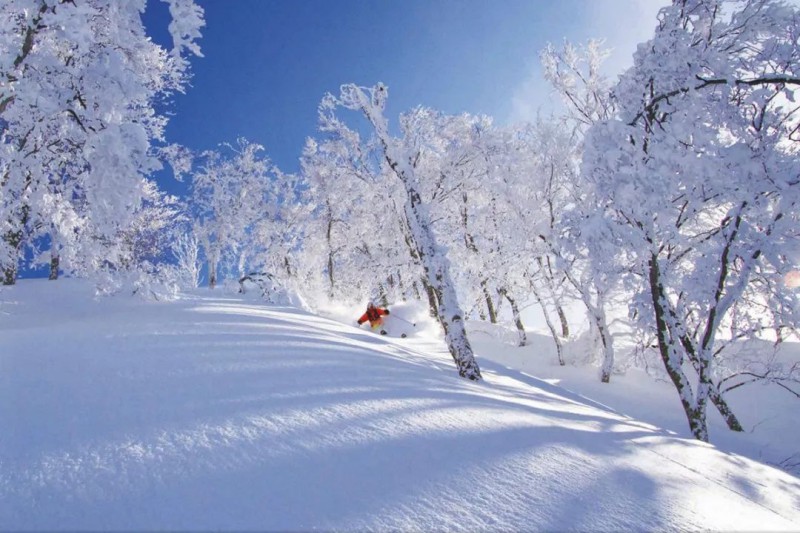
[357,306,389,325]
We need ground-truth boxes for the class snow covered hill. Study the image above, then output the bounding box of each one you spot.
[1,280,799,531]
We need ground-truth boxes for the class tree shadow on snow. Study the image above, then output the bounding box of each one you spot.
[3,298,797,530]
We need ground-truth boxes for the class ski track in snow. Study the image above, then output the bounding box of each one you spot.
[1,283,799,530]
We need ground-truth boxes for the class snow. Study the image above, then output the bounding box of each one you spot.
[1,280,799,531]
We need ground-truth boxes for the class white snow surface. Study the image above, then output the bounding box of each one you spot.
[1,280,799,531]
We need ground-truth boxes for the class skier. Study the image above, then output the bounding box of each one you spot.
[357,302,390,335]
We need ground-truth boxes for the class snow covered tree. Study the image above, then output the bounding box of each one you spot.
[541,39,621,381]
[97,180,186,296]
[245,166,305,295]
[389,108,505,326]
[540,39,615,135]
[432,117,537,348]
[509,120,576,358]
[322,84,482,380]
[190,139,276,288]
[173,229,201,289]
[0,0,204,284]
[579,0,800,440]
[297,134,406,304]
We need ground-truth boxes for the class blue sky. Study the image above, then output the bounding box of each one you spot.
[143,0,667,190]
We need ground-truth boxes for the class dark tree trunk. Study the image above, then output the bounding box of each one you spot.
[482,280,497,324]
[398,218,437,316]
[557,303,570,338]
[422,276,440,318]
[596,318,612,383]
[2,262,17,286]
[531,283,564,364]
[2,228,22,286]
[411,279,422,301]
[462,194,496,324]
[649,254,708,442]
[538,256,570,339]
[709,387,743,432]
[377,283,389,307]
[499,288,527,347]
[326,202,335,298]
[49,253,59,280]
[327,252,335,298]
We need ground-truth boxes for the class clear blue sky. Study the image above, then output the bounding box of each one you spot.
[143,0,666,191]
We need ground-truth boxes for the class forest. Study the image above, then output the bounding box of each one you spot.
[2,0,799,444]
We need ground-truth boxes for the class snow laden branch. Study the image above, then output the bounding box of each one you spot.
[720,361,800,399]
[629,75,800,128]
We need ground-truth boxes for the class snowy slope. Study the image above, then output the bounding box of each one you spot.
[1,281,799,531]
[468,323,800,478]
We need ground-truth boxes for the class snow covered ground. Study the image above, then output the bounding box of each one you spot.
[468,324,800,478]
[1,280,799,531]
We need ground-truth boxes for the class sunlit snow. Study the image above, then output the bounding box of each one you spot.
[1,280,799,530]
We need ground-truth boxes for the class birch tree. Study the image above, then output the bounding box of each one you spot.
[580,0,800,440]
[323,84,482,380]
[541,40,621,380]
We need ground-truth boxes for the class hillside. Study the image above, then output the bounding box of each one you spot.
[1,280,799,531]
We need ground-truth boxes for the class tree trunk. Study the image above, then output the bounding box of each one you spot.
[406,200,479,379]
[708,386,743,432]
[421,277,439,318]
[678,333,744,432]
[595,312,613,383]
[2,228,22,286]
[482,279,497,324]
[2,262,17,286]
[326,202,335,298]
[532,283,564,365]
[556,303,570,339]
[563,267,615,383]
[580,290,614,383]
[411,279,422,301]
[666,284,745,433]
[327,252,335,298]
[537,255,570,339]
[499,288,527,347]
[391,272,409,301]
[49,252,59,280]
[405,190,477,376]
[649,254,708,441]
[398,215,437,316]
[377,283,389,307]
[463,194,497,324]
[2,201,30,286]
[208,261,217,289]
